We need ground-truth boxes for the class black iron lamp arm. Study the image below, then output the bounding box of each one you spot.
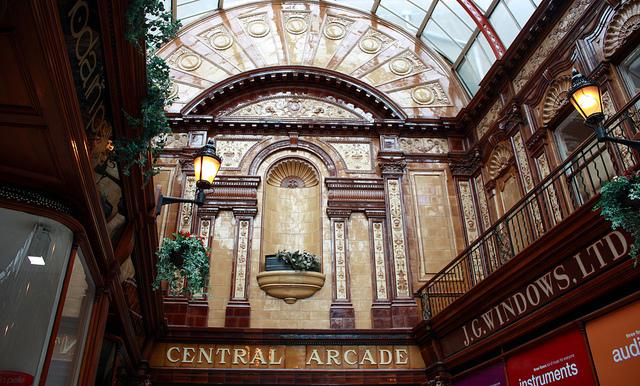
[595,125,640,151]
[155,189,206,216]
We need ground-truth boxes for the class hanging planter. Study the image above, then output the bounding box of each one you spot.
[153,231,209,295]
[594,172,640,264]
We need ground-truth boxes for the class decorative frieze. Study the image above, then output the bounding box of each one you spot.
[476,99,503,140]
[458,180,479,243]
[215,139,261,168]
[474,174,491,231]
[512,0,592,93]
[179,176,197,233]
[333,221,348,301]
[398,137,448,154]
[233,220,250,300]
[328,142,373,171]
[371,221,388,301]
[387,179,410,298]
[225,96,370,121]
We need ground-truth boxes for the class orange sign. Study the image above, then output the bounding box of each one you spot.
[586,300,640,386]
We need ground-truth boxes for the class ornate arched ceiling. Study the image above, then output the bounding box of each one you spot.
[157,1,471,119]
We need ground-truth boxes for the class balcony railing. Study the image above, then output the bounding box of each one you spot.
[417,92,640,320]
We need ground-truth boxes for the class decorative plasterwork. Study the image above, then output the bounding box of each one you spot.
[487,142,513,180]
[179,176,197,232]
[266,158,319,187]
[371,221,388,300]
[333,221,348,300]
[224,95,372,122]
[215,138,261,168]
[476,98,503,140]
[233,220,250,300]
[167,46,203,72]
[604,0,640,59]
[240,13,270,38]
[199,218,212,248]
[512,132,535,192]
[323,15,354,40]
[512,0,592,94]
[388,50,430,76]
[325,178,385,213]
[411,82,450,106]
[198,24,234,51]
[358,27,394,54]
[542,75,572,125]
[327,142,373,172]
[162,133,189,149]
[398,137,448,154]
[536,152,563,224]
[283,10,310,35]
[458,180,479,243]
[474,174,491,230]
[387,179,410,298]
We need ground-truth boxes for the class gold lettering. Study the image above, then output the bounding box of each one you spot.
[250,348,267,365]
[268,348,283,365]
[306,349,324,365]
[166,346,180,363]
[233,348,248,365]
[182,347,195,363]
[326,349,340,365]
[344,349,358,365]
[216,348,230,364]
[606,231,628,261]
[395,348,408,364]
[198,347,213,364]
[379,349,392,365]
[359,349,377,365]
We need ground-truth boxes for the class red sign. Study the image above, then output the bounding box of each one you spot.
[0,371,34,386]
[506,329,596,386]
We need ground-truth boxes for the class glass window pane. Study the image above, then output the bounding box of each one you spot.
[441,0,476,30]
[489,2,519,47]
[0,208,74,384]
[224,0,261,9]
[431,1,473,48]
[457,35,495,95]
[421,20,462,63]
[45,250,95,386]
[377,1,427,32]
[458,58,481,95]
[473,0,493,12]
[505,0,536,28]
[176,0,215,22]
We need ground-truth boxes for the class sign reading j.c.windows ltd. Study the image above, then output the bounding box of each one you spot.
[150,344,425,370]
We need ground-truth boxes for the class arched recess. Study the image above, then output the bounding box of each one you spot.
[248,139,338,176]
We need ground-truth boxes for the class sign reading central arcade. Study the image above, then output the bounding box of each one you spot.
[151,344,425,370]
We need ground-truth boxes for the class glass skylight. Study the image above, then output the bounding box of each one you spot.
[169,0,543,96]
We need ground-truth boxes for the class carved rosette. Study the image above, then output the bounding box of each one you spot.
[233,220,250,300]
[604,0,640,59]
[333,221,348,300]
[179,176,197,233]
[512,0,591,93]
[387,179,410,298]
[458,180,479,243]
[372,221,388,300]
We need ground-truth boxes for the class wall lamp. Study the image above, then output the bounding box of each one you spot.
[155,139,222,216]
[568,68,640,151]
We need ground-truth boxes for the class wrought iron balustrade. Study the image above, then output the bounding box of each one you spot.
[417,92,640,320]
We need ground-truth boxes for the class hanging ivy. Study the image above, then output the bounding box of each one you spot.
[116,0,181,178]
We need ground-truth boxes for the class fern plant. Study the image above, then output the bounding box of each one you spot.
[153,231,210,295]
[593,173,640,264]
[275,250,321,272]
[116,0,181,178]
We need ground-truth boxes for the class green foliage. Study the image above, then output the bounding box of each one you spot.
[593,173,640,264]
[116,0,181,177]
[275,250,321,272]
[153,231,210,295]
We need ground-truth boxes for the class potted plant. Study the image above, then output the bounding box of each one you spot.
[257,250,324,304]
[152,231,210,295]
[266,250,321,272]
[594,172,640,264]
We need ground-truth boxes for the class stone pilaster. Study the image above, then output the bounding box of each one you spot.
[327,209,355,329]
[366,209,392,328]
[225,208,256,328]
[379,153,419,328]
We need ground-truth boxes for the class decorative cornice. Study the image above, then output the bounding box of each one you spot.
[204,176,261,211]
[326,178,386,213]
[526,128,548,153]
[326,208,352,218]
[378,152,407,176]
[0,184,72,214]
[447,148,481,177]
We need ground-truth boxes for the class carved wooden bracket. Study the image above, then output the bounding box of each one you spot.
[447,147,481,177]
